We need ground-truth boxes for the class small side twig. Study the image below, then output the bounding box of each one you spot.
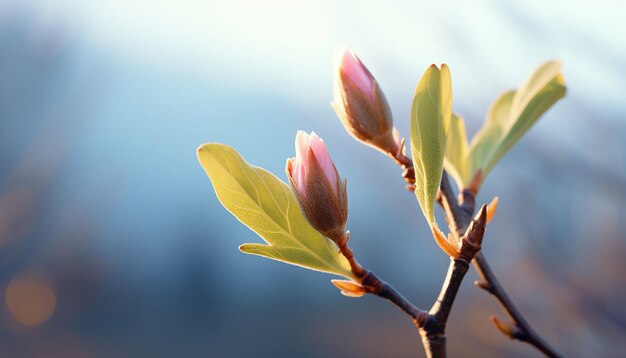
[390,148,562,357]
[438,172,563,358]
[336,234,428,328]
[472,253,563,358]
[343,207,487,358]
[360,270,429,327]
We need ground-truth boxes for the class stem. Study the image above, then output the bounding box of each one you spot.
[438,171,563,358]
[389,144,416,190]
[473,253,562,358]
[359,265,471,358]
[360,271,429,327]
[337,237,366,277]
[336,236,429,328]
[419,258,471,358]
[342,233,481,357]
[390,148,562,356]
[345,211,485,358]
[431,259,470,325]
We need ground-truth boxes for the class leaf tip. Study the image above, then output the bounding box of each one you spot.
[431,224,458,258]
[486,196,499,224]
[196,143,208,160]
[331,279,366,298]
[490,316,519,339]
[238,243,263,254]
[197,142,226,162]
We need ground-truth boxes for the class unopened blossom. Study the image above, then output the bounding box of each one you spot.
[286,131,348,242]
[332,48,401,156]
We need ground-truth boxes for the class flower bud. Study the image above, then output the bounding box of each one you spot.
[286,131,348,242]
[332,48,401,155]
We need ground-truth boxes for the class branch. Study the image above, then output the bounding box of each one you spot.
[438,172,563,358]
[419,258,469,357]
[418,207,486,358]
[357,260,473,358]
[338,229,480,357]
[473,253,563,358]
[341,208,487,358]
[336,238,429,329]
[390,148,562,357]
[360,271,429,327]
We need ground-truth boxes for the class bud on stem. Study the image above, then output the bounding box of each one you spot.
[431,204,487,260]
[286,131,348,243]
[332,48,402,156]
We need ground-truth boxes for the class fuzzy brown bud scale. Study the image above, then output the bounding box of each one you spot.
[286,131,348,243]
[332,48,401,156]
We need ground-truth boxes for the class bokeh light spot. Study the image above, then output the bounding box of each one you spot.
[5,274,56,326]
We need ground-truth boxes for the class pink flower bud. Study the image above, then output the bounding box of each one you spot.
[332,48,400,156]
[293,131,337,195]
[286,131,348,242]
[339,50,375,99]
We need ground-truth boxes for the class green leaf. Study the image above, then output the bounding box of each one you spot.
[410,64,452,225]
[466,61,566,189]
[466,90,515,186]
[443,113,469,191]
[197,143,356,280]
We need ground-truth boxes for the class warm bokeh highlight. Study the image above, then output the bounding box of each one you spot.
[5,274,56,326]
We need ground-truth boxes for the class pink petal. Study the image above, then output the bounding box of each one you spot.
[338,48,374,98]
[309,132,338,193]
[295,158,307,196]
[295,130,311,162]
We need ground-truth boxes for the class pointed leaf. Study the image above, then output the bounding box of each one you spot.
[443,113,469,190]
[331,279,366,298]
[197,143,355,280]
[486,196,499,224]
[467,61,566,189]
[467,91,515,184]
[410,64,452,224]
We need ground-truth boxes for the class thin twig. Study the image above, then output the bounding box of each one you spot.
[391,149,562,357]
[419,258,470,358]
[360,270,429,327]
[345,208,487,358]
[438,171,564,358]
[472,253,563,358]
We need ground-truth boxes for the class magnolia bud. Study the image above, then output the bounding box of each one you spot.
[286,131,348,242]
[332,48,401,155]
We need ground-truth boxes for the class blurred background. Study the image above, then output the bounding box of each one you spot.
[0,0,624,357]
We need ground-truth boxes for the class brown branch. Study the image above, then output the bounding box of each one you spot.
[389,141,416,191]
[357,260,473,358]
[419,258,470,358]
[390,148,562,357]
[336,238,430,329]
[418,207,487,358]
[360,271,429,327]
[345,208,487,358]
[473,253,563,358]
[438,171,564,358]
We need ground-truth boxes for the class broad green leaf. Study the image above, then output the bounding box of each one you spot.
[467,91,515,186]
[467,61,566,189]
[443,113,469,191]
[197,143,356,280]
[410,64,452,225]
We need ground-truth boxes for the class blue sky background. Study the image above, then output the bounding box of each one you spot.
[0,1,624,356]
